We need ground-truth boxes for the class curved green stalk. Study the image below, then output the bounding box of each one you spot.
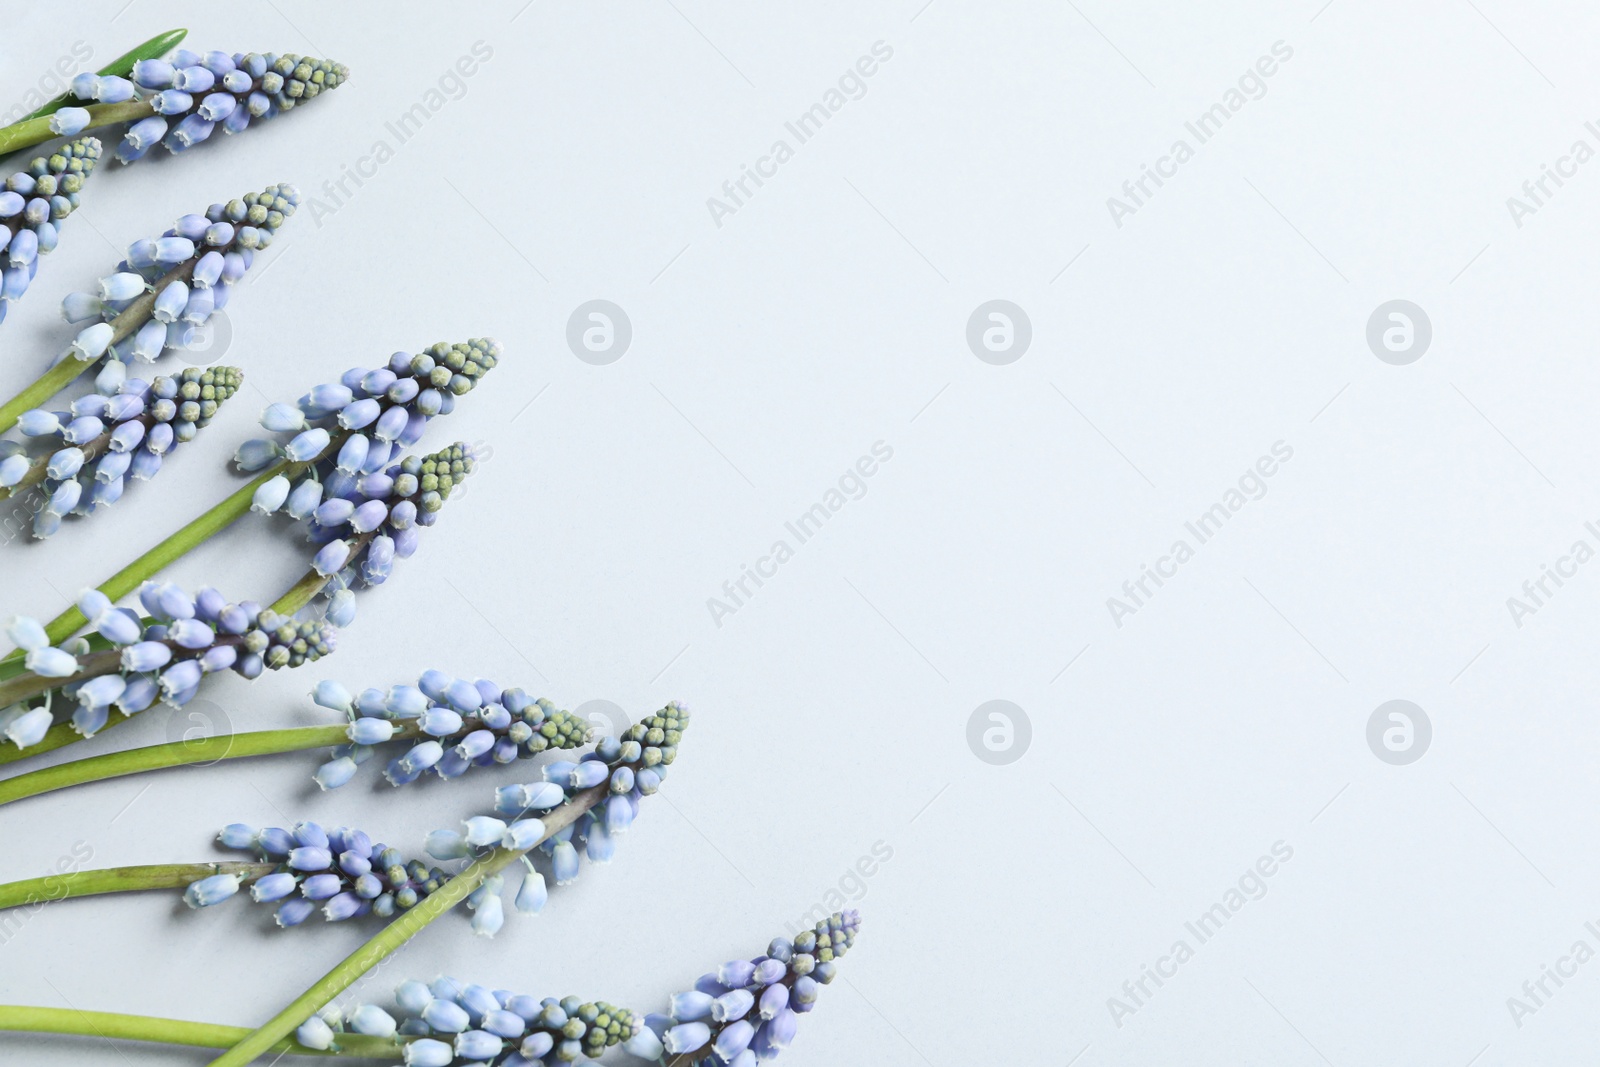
[0,723,373,807]
[207,782,611,1067]
[0,861,272,911]
[0,1005,397,1058]
[13,28,188,124]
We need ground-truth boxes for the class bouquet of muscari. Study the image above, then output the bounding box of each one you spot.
[0,27,862,1067]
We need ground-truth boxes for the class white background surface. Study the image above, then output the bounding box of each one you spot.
[4,1,1600,1064]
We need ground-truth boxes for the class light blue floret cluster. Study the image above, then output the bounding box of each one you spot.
[58,50,348,163]
[0,137,101,326]
[296,982,642,1066]
[4,365,241,538]
[306,672,590,791]
[262,440,477,625]
[58,182,298,396]
[1,581,335,749]
[652,910,861,1066]
[240,339,499,620]
[189,820,447,928]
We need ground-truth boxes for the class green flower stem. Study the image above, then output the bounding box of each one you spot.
[0,723,408,808]
[0,99,154,160]
[0,258,197,437]
[208,781,612,1067]
[0,1005,398,1058]
[14,28,188,124]
[0,861,272,912]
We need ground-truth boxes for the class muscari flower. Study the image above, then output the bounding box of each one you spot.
[62,50,349,164]
[196,706,686,938]
[0,581,335,749]
[0,137,102,327]
[299,441,477,624]
[7,366,241,538]
[56,182,298,395]
[647,910,862,1065]
[308,671,591,791]
[300,983,642,1066]
[194,821,450,929]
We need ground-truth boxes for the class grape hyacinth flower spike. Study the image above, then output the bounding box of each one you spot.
[299,982,643,1065]
[308,672,592,792]
[297,442,478,625]
[2,366,241,538]
[645,910,863,1065]
[189,821,451,930]
[182,705,687,937]
[0,137,102,326]
[0,182,296,435]
[23,50,349,164]
[419,703,691,937]
[0,581,335,750]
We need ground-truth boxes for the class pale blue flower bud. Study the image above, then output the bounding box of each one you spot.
[183,872,242,908]
[251,474,291,514]
[421,999,470,1033]
[551,839,579,886]
[295,1015,335,1050]
[98,272,144,301]
[672,991,713,1021]
[312,679,353,712]
[759,982,789,1019]
[624,1027,664,1059]
[314,757,358,790]
[455,1030,503,1058]
[26,646,78,677]
[470,893,504,938]
[571,760,608,789]
[501,819,545,850]
[260,402,305,432]
[70,322,113,360]
[287,846,332,871]
[132,59,175,88]
[348,717,393,744]
[312,539,349,576]
[403,1039,452,1067]
[665,1022,711,1054]
[348,1004,396,1037]
[463,816,507,847]
[425,829,470,861]
[420,708,462,737]
[249,872,298,902]
[713,989,755,1023]
[152,280,188,323]
[323,892,363,921]
[49,107,91,136]
[395,980,433,1014]
[285,427,330,462]
[719,960,757,989]
[4,707,54,748]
